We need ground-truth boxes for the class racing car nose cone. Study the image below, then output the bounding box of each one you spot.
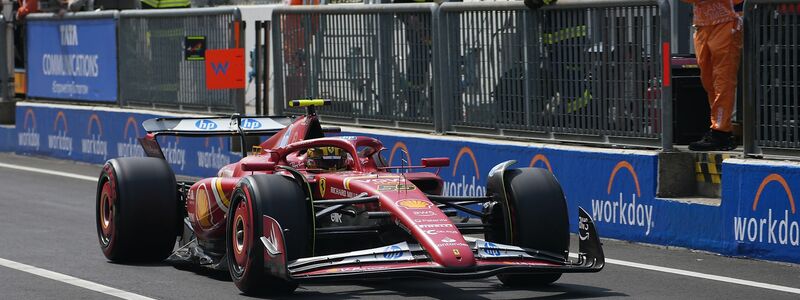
[423,234,476,268]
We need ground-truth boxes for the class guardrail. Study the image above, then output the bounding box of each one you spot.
[271,1,672,149]
[272,3,439,131]
[118,7,245,113]
[743,0,800,158]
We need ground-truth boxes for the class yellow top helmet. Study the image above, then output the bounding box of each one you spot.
[306,147,348,171]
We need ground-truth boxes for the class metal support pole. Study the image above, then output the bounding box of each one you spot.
[659,0,673,151]
[272,13,286,116]
[742,1,758,156]
[262,21,271,116]
[255,20,263,115]
[0,6,13,124]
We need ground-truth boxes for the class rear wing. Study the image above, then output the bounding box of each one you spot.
[142,115,293,136]
[139,115,294,159]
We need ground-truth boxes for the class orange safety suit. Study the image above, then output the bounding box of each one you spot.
[683,0,743,133]
[17,0,39,20]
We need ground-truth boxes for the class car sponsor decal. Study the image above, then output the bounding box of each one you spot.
[194,119,218,130]
[413,218,450,223]
[436,235,468,247]
[331,186,358,198]
[319,177,326,197]
[239,118,262,129]
[424,229,460,235]
[378,184,416,191]
[330,212,343,223]
[396,199,432,209]
[382,245,403,259]
[482,242,501,256]
[417,223,454,228]
[343,175,402,190]
[412,210,436,217]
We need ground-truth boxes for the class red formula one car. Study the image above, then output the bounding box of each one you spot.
[95,100,604,295]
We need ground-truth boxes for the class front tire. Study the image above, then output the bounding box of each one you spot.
[96,157,178,262]
[226,175,312,295]
[486,167,569,286]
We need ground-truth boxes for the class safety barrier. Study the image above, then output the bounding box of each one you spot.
[118,7,245,113]
[271,0,672,148]
[272,3,439,130]
[743,0,800,158]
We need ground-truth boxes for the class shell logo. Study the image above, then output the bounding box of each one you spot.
[396,199,431,209]
[196,184,213,229]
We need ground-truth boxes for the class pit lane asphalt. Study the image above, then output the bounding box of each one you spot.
[0,153,798,299]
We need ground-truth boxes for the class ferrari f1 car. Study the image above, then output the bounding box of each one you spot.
[95,100,604,295]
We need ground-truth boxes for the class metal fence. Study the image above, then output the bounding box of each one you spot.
[118,7,244,113]
[272,0,672,148]
[272,3,439,130]
[440,0,671,148]
[743,0,800,158]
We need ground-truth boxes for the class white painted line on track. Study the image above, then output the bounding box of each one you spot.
[0,162,97,182]
[3,160,800,296]
[0,257,154,300]
[569,253,800,295]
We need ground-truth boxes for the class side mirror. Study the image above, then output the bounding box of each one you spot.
[241,159,276,172]
[421,157,450,168]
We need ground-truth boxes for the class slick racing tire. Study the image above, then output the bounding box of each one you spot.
[486,167,568,286]
[226,175,312,295]
[96,157,178,262]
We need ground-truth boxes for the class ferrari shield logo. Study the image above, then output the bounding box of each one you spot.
[319,177,326,197]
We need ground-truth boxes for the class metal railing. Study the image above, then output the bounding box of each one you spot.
[272,3,439,131]
[438,0,671,148]
[743,0,800,158]
[272,1,672,148]
[118,7,245,113]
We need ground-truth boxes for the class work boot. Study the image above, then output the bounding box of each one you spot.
[689,130,736,151]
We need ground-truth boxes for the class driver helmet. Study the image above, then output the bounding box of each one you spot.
[306,147,348,171]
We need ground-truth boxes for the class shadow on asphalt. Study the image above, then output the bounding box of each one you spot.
[236,278,626,299]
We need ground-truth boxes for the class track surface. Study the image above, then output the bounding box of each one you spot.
[0,153,798,299]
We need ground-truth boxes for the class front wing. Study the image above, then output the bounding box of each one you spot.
[262,208,604,282]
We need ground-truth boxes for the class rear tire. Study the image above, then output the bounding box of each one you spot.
[96,157,178,262]
[486,167,569,286]
[226,175,312,295]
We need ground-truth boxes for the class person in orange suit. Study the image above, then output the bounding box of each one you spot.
[684,0,743,151]
[16,0,39,20]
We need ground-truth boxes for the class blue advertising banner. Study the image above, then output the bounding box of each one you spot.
[27,18,118,102]
[722,162,800,263]
[347,132,729,254]
[15,104,241,178]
